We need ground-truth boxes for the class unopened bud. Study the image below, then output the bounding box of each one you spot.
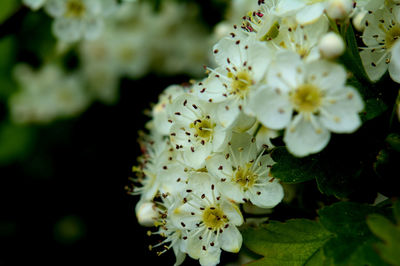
[136,201,158,227]
[352,10,368,32]
[326,0,354,20]
[319,32,345,59]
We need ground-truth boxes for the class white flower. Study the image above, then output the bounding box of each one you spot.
[152,85,186,136]
[206,133,284,208]
[248,51,364,157]
[167,93,231,169]
[270,16,329,62]
[149,195,187,266]
[44,0,117,42]
[9,63,88,124]
[360,3,400,82]
[171,173,243,266]
[23,0,47,10]
[132,134,187,201]
[195,36,272,128]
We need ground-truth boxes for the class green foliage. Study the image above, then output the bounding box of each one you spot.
[367,201,400,266]
[270,147,321,183]
[270,146,366,198]
[242,219,333,266]
[243,202,396,266]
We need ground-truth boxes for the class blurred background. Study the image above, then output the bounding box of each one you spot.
[0,0,250,264]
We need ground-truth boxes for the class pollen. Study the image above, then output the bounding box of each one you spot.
[202,206,228,229]
[384,24,400,49]
[228,70,253,99]
[190,117,215,140]
[290,84,323,114]
[234,163,257,190]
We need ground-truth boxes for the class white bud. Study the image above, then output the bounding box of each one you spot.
[352,10,367,32]
[319,32,346,59]
[136,201,158,227]
[326,0,354,20]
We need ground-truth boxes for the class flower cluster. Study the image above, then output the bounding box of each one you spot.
[130,0,400,265]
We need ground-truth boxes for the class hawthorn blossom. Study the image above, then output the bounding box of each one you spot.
[206,133,284,208]
[248,51,364,157]
[171,173,243,265]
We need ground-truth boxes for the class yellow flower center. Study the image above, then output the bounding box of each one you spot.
[228,70,253,99]
[234,163,257,190]
[291,84,323,113]
[65,0,86,18]
[385,25,400,50]
[202,206,227,229]
[190,117,215,140]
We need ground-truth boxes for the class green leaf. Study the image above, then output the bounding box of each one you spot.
[318,202,389,265]
[270,146,366,198]
[339,23,370,83]
[242,219,333,266]
[367,201,400,266]
[270,147,321,183]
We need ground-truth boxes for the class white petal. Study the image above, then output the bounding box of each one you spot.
[360,49,388,82]
[52,18,82,42]
[220,200,243,226]
[267,51,303,92]
[83,17,103,40]
[305,60,347,91]
[320,87,364,133]
[217,99,240,128]
[389,41,400,83]
[248,86,292,130]
[296,3,326,25]
[284,115,331,157]
[275,0,305,15]
[213,37,241,67]
[248,181,284,208]
[220,226,242,253]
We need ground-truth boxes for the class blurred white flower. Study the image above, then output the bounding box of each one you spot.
[9,64,89,124]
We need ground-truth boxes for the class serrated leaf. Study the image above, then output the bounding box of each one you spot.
[242,219,333,266]
[270,147,321,183]
[318,202,389,265]
[367,201,400,266]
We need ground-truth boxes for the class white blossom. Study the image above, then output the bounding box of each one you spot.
[167,93,231,169]
[171,173,243,266]
[206,133,284,208]
[248,51,364,157]
[360,3,400,82]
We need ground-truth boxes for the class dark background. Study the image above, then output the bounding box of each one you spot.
[0,2,231,264]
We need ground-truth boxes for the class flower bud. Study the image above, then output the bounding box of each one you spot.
[326,0,354,20]
[319,32,345,59]
[352,10,367,32]
[136,201,158,227]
